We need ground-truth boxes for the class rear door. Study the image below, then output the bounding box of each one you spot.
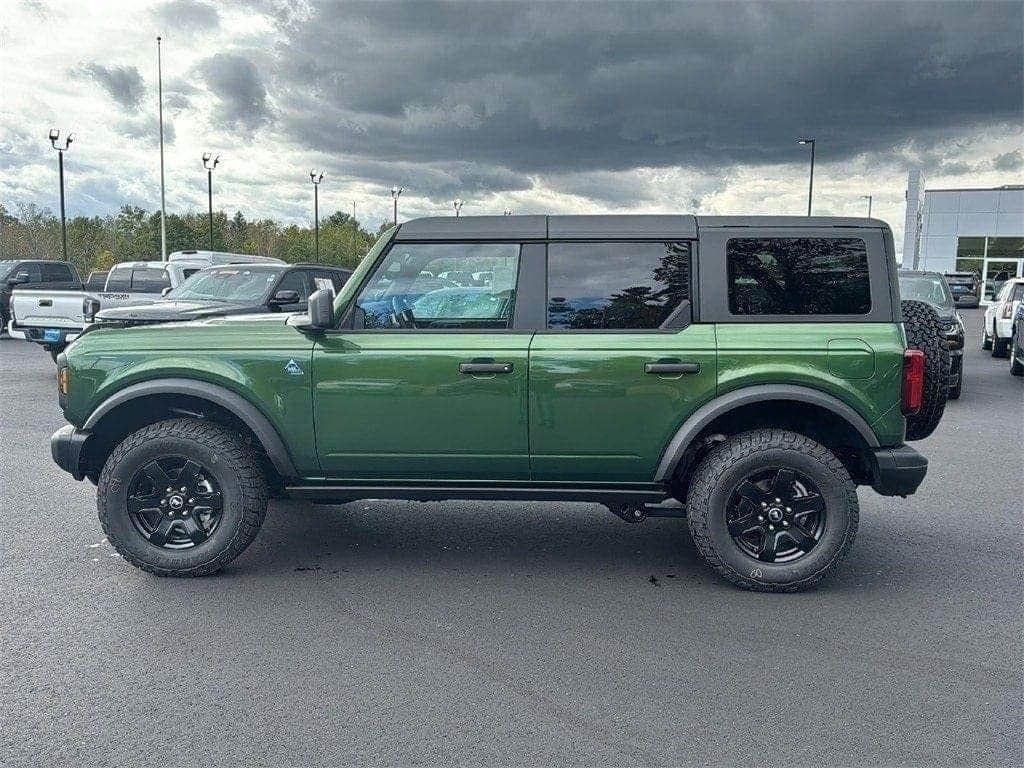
[313,241,533,480]
[528,241,717,482]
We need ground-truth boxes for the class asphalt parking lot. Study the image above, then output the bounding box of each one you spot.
[1,309,1021,767]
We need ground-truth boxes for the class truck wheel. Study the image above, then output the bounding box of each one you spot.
[97,418,268,577]
[686,429,858,592]
[901,299,948,441]
[981,322,992,350]
[947,356,963,400]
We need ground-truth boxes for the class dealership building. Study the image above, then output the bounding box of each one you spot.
[902,172,1024,299]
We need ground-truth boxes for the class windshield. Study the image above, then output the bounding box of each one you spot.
[899,274,954,312]
[168,268,280,302]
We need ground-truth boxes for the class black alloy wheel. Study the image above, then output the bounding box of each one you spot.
[126,456,224,549]
[725,467,825,564]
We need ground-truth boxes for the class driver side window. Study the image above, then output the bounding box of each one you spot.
[353,243,521,330]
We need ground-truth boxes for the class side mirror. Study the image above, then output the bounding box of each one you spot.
[161,287,172,297]
[287,287,334,332]
[270,289,300,305]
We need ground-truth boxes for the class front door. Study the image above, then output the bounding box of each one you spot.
[529,241,717,482]
[313,241,531,480]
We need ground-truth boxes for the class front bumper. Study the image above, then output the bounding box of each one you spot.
[871,445,928,497]
[51,425,91,481]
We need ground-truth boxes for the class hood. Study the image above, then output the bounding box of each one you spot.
[96,299,254,323]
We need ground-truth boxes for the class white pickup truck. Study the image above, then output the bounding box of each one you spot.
[7,251,283,359]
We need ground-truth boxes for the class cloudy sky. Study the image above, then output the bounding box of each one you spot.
[1,0,1021,255]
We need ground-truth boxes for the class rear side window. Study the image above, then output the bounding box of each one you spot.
[130,268,171,293]
[41,263,73,281]
[547,242,691,330]
[727,238,870,316]
[105,268,131,291]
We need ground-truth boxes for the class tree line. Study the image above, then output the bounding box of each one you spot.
[0,202,388,279]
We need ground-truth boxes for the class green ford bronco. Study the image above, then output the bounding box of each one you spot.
[52,215,949,591]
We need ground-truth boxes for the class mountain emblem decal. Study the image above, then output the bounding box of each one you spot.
[284,360,304,376]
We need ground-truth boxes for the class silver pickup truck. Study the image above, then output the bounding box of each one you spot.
[8,251,283,359]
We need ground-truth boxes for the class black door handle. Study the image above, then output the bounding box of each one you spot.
[459,362,514,374]
[645,362,700,375]
[39,299,52,307]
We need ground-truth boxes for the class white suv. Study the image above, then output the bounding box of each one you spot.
[983,277,1024,357]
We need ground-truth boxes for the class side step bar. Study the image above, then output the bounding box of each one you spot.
[284,483,668,506]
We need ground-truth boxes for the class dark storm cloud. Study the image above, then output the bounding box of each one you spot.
[152,0,220,33]
[992,150,1023,172]
[198,53,271,129]
[77,63,145,112]
[254,0,1022,201]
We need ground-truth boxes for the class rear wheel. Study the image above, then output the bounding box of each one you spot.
[947,356,963,400]
[686,429,858,592]
[981,321,993,350]
[901,299,949,441]
[98,418,268,576]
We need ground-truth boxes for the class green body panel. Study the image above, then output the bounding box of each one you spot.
[715,322,906,446]
[62,316,320,475]
[528,325,718,481]
[313,332,532,479]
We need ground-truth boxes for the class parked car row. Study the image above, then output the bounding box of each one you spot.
[982,277,1024,361]
[4,251,350,359]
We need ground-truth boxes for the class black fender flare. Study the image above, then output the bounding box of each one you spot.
[653,384,880,482]
[82,378,298,479]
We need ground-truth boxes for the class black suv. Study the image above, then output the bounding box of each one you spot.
[94,263,352,325]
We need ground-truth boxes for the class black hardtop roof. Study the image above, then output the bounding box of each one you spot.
[394,214,887,241]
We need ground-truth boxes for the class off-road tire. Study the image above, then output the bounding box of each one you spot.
[98,418,268,576]
[901,299,948,441]
[686,429,859,593]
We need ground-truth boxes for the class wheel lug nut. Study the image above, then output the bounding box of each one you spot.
[180,487,187,493]
[774,498,781,503]
[761,502,767,508]
[768,525,775,530]
[783,521,789,527]
[758,515,765,522]
[786,507,792,513]
[166,487,172,493]
[160,500,166,506]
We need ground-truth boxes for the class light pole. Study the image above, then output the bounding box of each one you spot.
[48,128,74,262]
[157,36,167,261]
[202,152,219,251]
[453,199,464,217]
[390,186,403,226]
[862,195,873,218]
[310,170,323,262]
[797,137,815,216]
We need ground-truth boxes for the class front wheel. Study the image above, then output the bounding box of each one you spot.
[98,418,268,576]
[981,322,993,350]
[686,429,859,592]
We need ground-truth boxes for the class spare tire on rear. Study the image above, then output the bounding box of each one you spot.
[902,299,949,441]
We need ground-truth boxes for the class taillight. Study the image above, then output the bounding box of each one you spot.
[1002,301,1014,319]
[58,366,70,396]
[902,349,925,415]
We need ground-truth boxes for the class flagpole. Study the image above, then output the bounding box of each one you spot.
[157,36,167,261]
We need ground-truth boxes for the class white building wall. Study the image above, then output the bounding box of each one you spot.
[916,187,1024,274]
